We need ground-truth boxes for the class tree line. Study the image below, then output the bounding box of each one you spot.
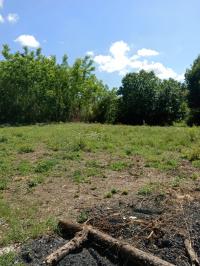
[0,44,199,126]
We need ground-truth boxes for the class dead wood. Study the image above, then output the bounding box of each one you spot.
[58,220,175,266]
[184,239,200,266]
[45,226,88,265]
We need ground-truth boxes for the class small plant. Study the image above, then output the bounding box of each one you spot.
[111,188,117,194]
[27,175,44,188]
[18,145,34,154]
[34,159,57,173]
[192,160,200,168]
[0,252,23,266]
[190,173,198,181]
[125,148,132,156]
[121,190,128,195]
[138,182,161,196]
[110,161,127,171]
[104,192,112,198]
[0,178,8,190]
[0,136,8,143]
[77,211,88,223]
[73,170,86,183]
[170,176,183,188]
[17,160,32,175]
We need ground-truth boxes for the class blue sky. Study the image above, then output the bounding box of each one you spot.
[0,0,200,87]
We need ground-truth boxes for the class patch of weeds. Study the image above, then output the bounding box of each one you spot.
[104,192,112,198]
[18,145,34,154]
[125,148,133,156]
[85,167,101,177]
[190,173,198,181]
[27,175,44,189]
[111,188,117,194]
[138,182,161,196]
[73,170,86,183]
[0,136,8,143]
[121,190,128,195]
[86,160,100,168]
[170,176,184,188]
[17,160,32,175]
[110,161,127,171]
[0,178,8,190]
[183,147,200,161]
[62,152,81,161]
[34,159,57,173]
[72,138,87,152]
[77,211,88,223]
[192,160,200,168]
[0,252,23,266]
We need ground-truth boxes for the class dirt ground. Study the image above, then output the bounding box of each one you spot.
[2,154,200,265]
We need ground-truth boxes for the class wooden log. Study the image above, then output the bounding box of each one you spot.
[58,220,175,266]
[45,226,88,265]
[184,239,200,266]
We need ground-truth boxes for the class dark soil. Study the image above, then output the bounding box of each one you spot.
[19,235,117,266]
[17,191,200,266]
[84,192,200,266]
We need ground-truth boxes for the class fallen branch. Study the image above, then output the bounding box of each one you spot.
[58,220,175,266]
[45,226,88,265]
[184,239,200,266]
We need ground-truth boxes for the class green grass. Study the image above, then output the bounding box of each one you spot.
[0,122,199,246]
[0,252,24,266]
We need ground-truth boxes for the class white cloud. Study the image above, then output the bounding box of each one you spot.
[0,14,4,23]
[7,13,19,23]
[137,48,159,57]
[0,0,4,9]
[86,51,94,57]
[93,41,184,81]
[15,35,40,48]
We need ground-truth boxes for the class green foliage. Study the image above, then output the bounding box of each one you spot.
[77,211,88,223]
[34,159,57,173]
[185,55,200,124]
[118,70,187,125]
[0,45,110,124]
[0,252,24,266]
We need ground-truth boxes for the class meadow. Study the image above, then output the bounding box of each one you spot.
[0,122,200,259]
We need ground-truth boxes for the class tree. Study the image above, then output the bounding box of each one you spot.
[185,55,200,125]
[118,70,160,125]
[118,70,187,125]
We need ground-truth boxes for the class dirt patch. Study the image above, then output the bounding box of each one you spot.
[83,191,200,266]
[18,235,116,266]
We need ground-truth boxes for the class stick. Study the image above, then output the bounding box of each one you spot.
[184,239,200,266]
[45,226,88,265]
[58,220,175,266]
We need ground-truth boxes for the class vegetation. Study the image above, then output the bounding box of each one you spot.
[0,44,200,126]
[0,123,199,246]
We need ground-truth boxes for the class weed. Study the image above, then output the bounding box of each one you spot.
[121,190,128,195]
[77,211,88,223]
[0,178,8,190]
[73,170,86,183]
[111,188,117,194]
[0,252,24,266]
[104,192,112,198]
[110,161,127,171]
[138,182,161,196]
[34,159,57,173]
[0,136,8,143]
[18,145,34,154]
[170,176,184,188]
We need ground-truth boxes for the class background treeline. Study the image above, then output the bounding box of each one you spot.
[0,44,199,125]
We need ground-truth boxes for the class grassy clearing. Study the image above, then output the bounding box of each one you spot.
[0,123,200,246]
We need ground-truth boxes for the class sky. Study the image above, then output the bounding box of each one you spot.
[0,0,200,88]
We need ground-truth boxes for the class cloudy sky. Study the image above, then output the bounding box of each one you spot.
[1,0,200,87]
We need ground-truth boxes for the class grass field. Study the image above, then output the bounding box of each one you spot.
[0,122,200,252]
